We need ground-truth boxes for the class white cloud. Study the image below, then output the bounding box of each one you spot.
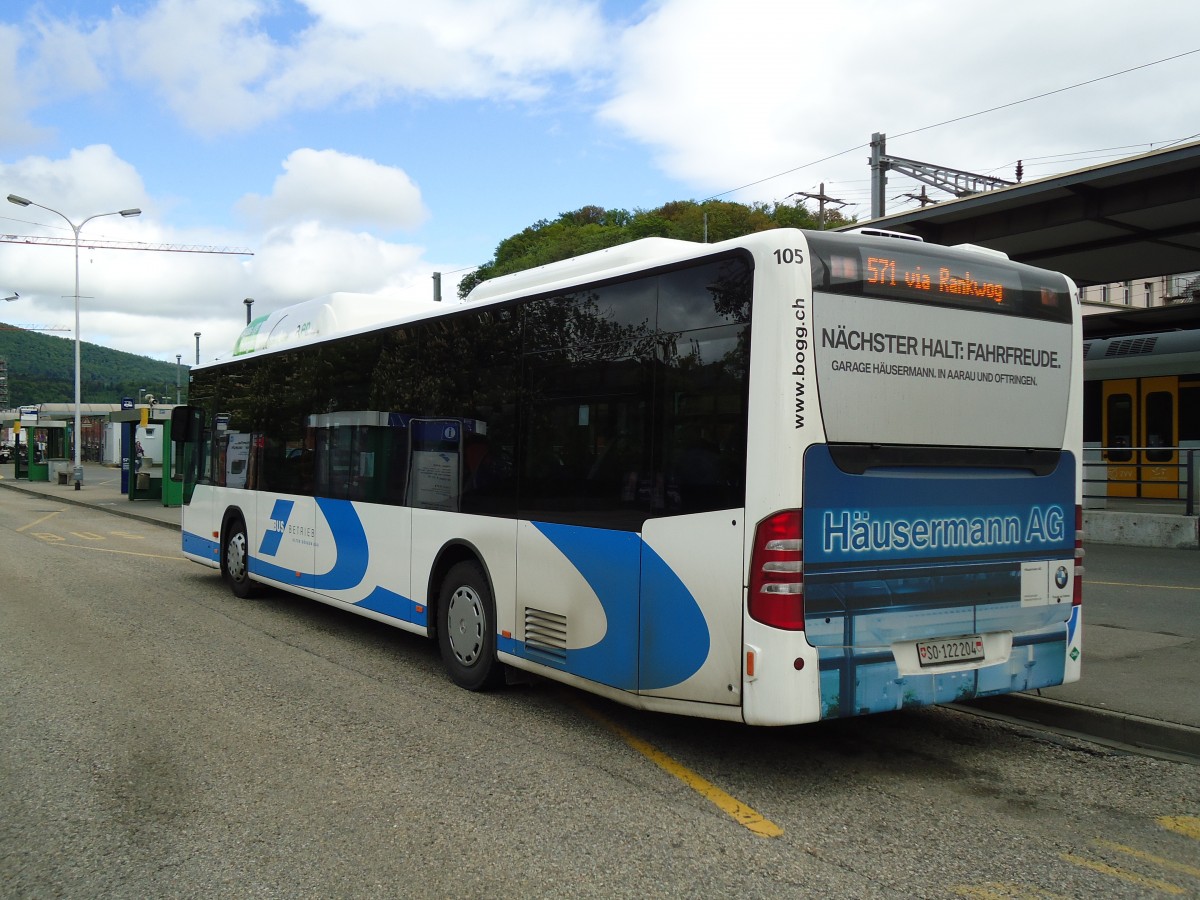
[599,0,1200,212]
[111,0,281,133]
[78,0,614,134]
[0,24,48,146]
[1,144,444,361]
[2,144,148,216]
[237,149,427,230]
[251,219,426,297]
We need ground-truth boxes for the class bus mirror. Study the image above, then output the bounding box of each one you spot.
[171,405,204,444]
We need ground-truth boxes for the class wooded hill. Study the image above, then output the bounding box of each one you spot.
[0,326,187,408]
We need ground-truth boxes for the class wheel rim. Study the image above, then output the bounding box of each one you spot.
[445,585,485,667]
[227,530,248,582]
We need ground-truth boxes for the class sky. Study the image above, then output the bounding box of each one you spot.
[1,0,1198,368]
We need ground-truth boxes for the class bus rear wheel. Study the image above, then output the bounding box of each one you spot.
[222,515,259,599]
[438,561,502,691]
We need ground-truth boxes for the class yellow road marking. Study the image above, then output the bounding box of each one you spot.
[30,535,186,561]
[1086,579,1200,592]
[63,543,187,562]
[1093,838,1200,878]
[576,701,783,838]
[1061,852,1186,894]
[955,884,1067,899]
[1158,815,1200,840]
[16,509,63,533]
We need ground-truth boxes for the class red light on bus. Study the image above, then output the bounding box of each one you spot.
[748,510,805,630]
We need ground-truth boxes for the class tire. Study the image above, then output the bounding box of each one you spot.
[437,561,502,691]
[222,515,259,599]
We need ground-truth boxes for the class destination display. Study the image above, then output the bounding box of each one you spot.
[808,235,1071,323]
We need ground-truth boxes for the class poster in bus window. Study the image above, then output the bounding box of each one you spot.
[225,433,251,489]
[406,419,462,511]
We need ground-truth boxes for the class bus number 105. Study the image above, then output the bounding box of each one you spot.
[774,248,804,264]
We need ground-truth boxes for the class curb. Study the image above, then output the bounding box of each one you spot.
[0,478,181,531]
[958,694,1200,762]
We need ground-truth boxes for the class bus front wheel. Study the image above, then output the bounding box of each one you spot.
[222,515,259,599]
[438,561,502,691]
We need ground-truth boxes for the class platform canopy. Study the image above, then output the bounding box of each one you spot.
[852,140,1200,288]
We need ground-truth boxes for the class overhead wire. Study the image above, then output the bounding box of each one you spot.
[703,47,1200,204]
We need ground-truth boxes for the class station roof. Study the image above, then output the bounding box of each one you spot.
[1081,301,1200,339]
[853,140,1200,288]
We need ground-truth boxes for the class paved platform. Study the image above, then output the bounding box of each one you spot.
[0,462,181,529]
[3,461,1197,760]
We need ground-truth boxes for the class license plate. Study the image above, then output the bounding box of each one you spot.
[916,635,985,668]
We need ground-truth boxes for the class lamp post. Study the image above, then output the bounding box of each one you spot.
[176,354,182,404]
[194,332,201,365]
[7,194,140,490]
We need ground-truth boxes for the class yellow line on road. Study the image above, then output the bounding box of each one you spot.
[1158,815,1200,840]
[39,540,187,562]
[1060,853,1186,894]
[955,883,1067,899]
[1086,579,1200,592]
[575,700,783,838]
[1092,838,1200,878]
[16,509,63,533]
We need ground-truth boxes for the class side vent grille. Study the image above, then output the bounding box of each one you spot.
[524,608,568,666]
[1105,336,1158,357]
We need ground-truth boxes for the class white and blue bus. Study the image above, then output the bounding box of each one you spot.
[171,227,1083,725]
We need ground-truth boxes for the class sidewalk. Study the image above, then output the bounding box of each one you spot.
[0,461,180,529]
[2,461,1197,760]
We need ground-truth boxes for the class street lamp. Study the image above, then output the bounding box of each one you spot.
[7,193,141,490]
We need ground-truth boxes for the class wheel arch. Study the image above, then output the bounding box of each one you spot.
[426,539,492,643]
[220,504,248,535]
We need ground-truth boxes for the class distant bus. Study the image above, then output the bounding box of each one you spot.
[171,228,1082,724]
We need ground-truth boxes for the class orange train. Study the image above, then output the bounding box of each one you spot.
[1083,329,1200,500]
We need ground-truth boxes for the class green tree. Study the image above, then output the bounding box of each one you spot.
[459,198,854,298]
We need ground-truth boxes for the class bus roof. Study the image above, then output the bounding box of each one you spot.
[217,291,444,364]
[464,237,697,305]
[212,236,721,366]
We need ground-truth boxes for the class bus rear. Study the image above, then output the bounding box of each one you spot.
[765,232,1082,720]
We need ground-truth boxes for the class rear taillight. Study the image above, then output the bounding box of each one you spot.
[748,510,805,630]
[1073,504,1084,606]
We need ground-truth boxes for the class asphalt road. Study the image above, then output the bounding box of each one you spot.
[2,492,1197,899]
[1045,542,1200,729]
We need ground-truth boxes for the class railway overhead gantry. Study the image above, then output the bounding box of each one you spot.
[852,139,1200,289]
